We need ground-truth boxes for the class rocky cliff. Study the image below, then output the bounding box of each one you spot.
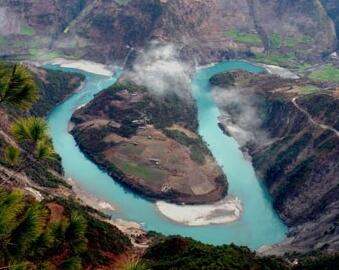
[0,0,337,64]
[210,70,339,253]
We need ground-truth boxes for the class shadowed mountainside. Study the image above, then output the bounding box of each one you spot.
[0,0,337,65]
[210,70,339,254]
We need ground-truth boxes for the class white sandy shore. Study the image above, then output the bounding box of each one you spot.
[47,58,114,76]
[156,196,242,226]
[259,64,299,79]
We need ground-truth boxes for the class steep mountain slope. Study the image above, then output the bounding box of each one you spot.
[0,0,90,58]
[209,71,339,253]
[0,0,337,64]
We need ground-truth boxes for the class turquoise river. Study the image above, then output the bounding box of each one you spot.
[47,60,287,249]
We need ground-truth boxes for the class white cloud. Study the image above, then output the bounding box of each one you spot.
[126,42,191,99]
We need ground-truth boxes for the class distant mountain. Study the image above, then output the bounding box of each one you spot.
[0,0,337,64]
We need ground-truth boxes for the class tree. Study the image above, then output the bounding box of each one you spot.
[0,63,48,186]
[1,117,56,185]
[3,146,21,167]
[60,256,82,270]
[9,203,48,257]
[11,117,48,146]
[0,64,38,110]
[66,211,88,255]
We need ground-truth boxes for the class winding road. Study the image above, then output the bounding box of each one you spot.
[292,97,339,137]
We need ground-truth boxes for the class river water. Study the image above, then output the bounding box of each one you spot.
[46,61,287,249]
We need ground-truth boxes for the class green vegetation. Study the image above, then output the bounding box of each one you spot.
[0,63,39,110]
[3,146,21,166]
[189,144,206,165]
[284,35,313,48]
[225,29,262,46]
[1,117,56,185]
[292,252,339,270]
[297,62,312,73]
[309,64,339,83]
[0,63,84,188]
[142,236,339,269]
[115,255,150,270]
[20,25,35,36]
[298,85,320,95]
[0,36,7,45]
[106,82,198,136]
[143,237,289,270]
[269,33,282,49]
[163,129,209,165]
[0,189,131,269]
[253,52,297,66]
[28,48,39,58]
[268,33,313,49]
[209,72,236,86]
[31,68,85,116]
[115,0,134,5]
[117,159,165,183]
[28,49,65,61]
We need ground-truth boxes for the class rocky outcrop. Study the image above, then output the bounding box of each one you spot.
[0,0,336,64]
[71,80,228,204]
[210,70,339,253]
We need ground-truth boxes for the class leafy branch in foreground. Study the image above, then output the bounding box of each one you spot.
[0,64,38,110]
[0,189,91,269]
[1,117,56,185]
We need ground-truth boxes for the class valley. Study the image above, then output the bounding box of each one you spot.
[0,0,338,268]
[45,60,286,248]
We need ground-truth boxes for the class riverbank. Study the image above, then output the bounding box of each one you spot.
[258,63,299,79]
[156,196,242,226]
[47,58,114,76]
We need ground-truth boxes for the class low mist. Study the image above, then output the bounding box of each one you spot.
[126,42,192,99]
[212,86,269,147]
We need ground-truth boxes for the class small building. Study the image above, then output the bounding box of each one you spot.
[150,158,160,165]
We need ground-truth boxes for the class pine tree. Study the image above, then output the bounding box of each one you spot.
[66,211,88,255]
[0,64,38,110]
